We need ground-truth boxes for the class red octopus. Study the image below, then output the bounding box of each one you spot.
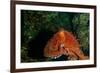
[44,29,87,60]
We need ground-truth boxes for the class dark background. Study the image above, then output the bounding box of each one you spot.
[21,10,89,62]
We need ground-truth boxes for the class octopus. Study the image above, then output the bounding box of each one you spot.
[44,29,87,60]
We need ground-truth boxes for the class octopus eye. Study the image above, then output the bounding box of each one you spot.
[60,44,64,48]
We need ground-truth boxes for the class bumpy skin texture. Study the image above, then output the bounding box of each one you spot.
[44,29,87,60]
